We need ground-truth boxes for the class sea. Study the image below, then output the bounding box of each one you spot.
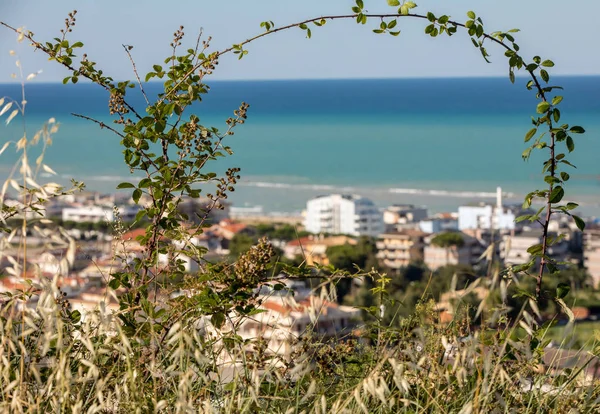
[1,77,599,216]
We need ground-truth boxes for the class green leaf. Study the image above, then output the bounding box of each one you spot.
[356,0,364,8]
[540,69,549,82]
[569,126,585,134]
[566,136,574,152]
[138,178,151,188]
[552,96,563,106]
[527,244,543,255]
[536,101,551,114]
[132,189,142,204]
[566,202,578,210]
[541,59,554,67]
[556,283,570,299]
[515,214,532,223]
[549,186,564,203]
[544,176,560,185]
[560,172,570,181]
[108,278,121,289]
[573,215,585,231]
[387,0,400,5]
[70,310,81,323]
[524,128,537,142]
[467,11,476,19]
[117,182,136,189]
[212,312,225,329]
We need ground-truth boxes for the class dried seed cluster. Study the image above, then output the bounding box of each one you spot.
[60,10,77,35]
[171,26,185,49]
[234,237,275,284]
[207,167,241,203]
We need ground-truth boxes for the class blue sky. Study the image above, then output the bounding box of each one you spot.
[0,0,598,82]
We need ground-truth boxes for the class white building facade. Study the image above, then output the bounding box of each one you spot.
[304,194,383,237]
[458,187,516,231]
[62,206,114,223]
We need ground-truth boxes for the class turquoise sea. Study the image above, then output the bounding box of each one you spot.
[1,77,599,215]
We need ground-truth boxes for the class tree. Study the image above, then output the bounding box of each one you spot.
[229,233,255,258]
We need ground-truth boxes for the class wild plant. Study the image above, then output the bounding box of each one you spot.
[0,1,597,412]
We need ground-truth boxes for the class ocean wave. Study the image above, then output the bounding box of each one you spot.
[239,180,515,199]
[242,181,356,192]
[64,174,145,182]
[388,188,515,198]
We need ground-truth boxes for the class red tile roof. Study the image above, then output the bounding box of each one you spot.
[286,237,313,247]
[121,228,146,241]
[221,223,247,234]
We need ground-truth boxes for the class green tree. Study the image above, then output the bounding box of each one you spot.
[229,233,255,258]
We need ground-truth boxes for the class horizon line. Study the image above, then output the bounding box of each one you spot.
[1,73,599,85]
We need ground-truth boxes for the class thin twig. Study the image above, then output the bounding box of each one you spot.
[122,44,149,106]
[71,113,126,138]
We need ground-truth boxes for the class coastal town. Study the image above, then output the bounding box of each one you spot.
[1,186,600,361]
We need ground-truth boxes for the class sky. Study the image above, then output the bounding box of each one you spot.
[0,0,598,82]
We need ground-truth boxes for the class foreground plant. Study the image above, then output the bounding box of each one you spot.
[0,0,595,412]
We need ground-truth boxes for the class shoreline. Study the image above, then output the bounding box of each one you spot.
[42,175,600,219]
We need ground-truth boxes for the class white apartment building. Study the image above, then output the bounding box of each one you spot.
[62,205,141,223]
[62,206,114,223]
[304,194,383,237]
[500,231,570,267]
[234,295,359,358]
[584,229,600,288]
[423,232,484,270]
[458,187,515,231]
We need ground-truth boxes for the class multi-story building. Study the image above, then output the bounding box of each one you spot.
[423,231,485,270]
[584,228,600,287]
[304,194,383,237]
[235,296,359,358]
[458,187,517,232]
[376,230,426,270]
[458,204,516,231]
[283,235,357,265]
[62,206,115,223]
[383,204,428,232]
[419,213,459,234]
[62,205,141,223]
[500,230,570,267]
